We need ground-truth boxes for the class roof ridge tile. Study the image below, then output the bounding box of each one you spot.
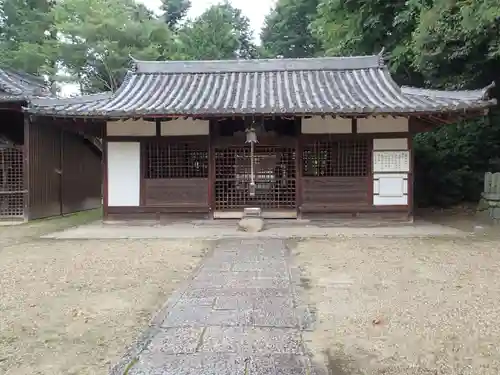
[132,55,384,74]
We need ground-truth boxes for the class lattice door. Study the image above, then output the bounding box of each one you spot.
[0,145,24,218]
[214,146,296,210]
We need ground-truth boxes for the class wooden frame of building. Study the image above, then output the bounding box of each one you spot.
[0,68,102,222]
[26,53,496,222]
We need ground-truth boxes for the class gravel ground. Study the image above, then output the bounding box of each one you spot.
[293,236,500,375]
[0,237,207,374]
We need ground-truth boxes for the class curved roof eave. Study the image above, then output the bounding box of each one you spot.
[401,81,496,101]
[0,68,51,101]
[23,54,497,118]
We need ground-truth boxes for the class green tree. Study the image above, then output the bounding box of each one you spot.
[312,0,426,85]
[312,0,500,206]
[161,0,191,29]
[411,0,500,89]
[0,0,57,75]
[409,1,500,205]
[176,2,258,60]
[262,0,500,206]
[53,0,175,93]
[261,0,320,58]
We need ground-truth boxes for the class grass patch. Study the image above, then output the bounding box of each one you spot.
[0,207,102,247]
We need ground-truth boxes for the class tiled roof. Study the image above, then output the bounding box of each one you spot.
[29,91,112,108]
[0,68,50,102]
[26,54,496,117]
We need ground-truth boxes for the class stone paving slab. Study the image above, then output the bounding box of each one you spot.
[182,287,291,300]
[199,326,304,354]
[161,305,254,328]
[147,328,203,354]
[249,354,312,375]
[128,353,315,375]
[213,296,254,310]
[232,261,288,273]
[128,353,247,375]
[113,238,315,375]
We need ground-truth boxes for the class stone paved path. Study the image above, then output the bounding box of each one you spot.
[114,238,315,375]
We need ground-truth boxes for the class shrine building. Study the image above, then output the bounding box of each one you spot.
[26,53,496,221]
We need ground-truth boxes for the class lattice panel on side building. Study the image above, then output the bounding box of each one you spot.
[302,139,369,177]
[144,141,209,179]
[215,146,296,210]
[0,145,24,218]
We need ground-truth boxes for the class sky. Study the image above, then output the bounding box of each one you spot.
[138,0,275,42]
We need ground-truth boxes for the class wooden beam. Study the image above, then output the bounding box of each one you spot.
[155,119,161,137]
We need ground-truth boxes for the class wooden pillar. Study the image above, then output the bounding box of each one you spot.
[208,119,216,219]
[295,117,302,218]
[367,130,374,208]
[23,114,31,221]
[59,126,64,216]
[407,133,414,219]
[102,122,108,221]
[139,140,145,207]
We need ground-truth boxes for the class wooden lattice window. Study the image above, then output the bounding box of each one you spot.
[303,139,369,177]
[215,146,296,210]
[144,142,208,179]
[0,145,24,217]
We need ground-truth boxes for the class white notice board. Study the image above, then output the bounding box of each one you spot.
[373,150,410,172]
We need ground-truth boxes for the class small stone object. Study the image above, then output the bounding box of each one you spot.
[372,318,382,325]
[238,217,264,232]
[243,207,262,217]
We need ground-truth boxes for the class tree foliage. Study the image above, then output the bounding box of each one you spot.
[53,0,174,93]
[175,2,258,60]
[261,0,320,58]
[161,0,190,29]
[413,117,500,206]
[311,0,500,206]
[262,0,500,206]
[408,1,500,205]
[312,0,426,85]
[0,0,57,75]
[411,0,500,89]
[0,0,258,92]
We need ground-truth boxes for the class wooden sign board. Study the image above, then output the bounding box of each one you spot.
[373,150,410,173]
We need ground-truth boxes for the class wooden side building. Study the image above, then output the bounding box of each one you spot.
[27,54,496,221]
[0,68,102,221]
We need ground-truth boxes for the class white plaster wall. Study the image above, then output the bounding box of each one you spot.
[373,138,408,150]
[357,116,408,133]
[301,117,352,134]
[373,173,408,205]
[107,119,156,136]
[161,119,209,136]
[373,195,409,205]
[107,142,140,207]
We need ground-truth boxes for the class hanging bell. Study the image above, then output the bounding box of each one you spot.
[249,181,256,197]
[245,128,258,144]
